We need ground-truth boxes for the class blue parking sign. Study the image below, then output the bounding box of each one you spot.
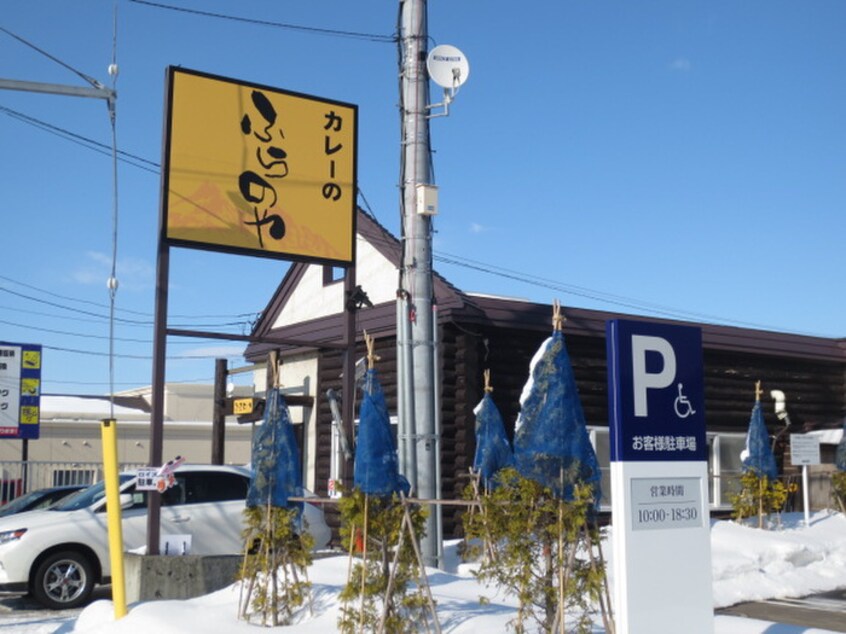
[606,320,706,462]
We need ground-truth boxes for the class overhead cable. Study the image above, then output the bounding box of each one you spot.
[128,0,397,43]
[0,25,106,89]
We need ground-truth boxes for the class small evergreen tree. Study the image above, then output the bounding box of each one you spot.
[237,505,313,626]
[462,468,609,634]
[732,383,790,529]
[337,489,431,633]
[729,471,792,528]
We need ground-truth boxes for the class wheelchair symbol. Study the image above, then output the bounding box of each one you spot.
[673,383,696,418]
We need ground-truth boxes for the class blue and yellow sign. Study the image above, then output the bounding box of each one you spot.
[162,67,358,265]
[0,342,41,439]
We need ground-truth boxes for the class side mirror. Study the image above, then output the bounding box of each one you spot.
[119,493,134,509]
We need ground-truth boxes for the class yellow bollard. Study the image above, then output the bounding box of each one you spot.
[101,418,127,619]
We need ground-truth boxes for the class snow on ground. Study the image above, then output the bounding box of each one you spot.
[9,511,846,633]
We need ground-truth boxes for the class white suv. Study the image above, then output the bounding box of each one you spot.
[0,464,330,609]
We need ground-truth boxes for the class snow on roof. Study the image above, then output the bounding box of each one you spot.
[40,395,150,421]
[807,426,844,445]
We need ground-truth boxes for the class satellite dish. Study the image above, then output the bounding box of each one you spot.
[427,45,470,90]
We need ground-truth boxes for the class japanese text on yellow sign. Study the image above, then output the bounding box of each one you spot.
[163,68,357,264]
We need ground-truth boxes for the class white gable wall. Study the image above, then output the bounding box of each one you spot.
[273,235,398,328]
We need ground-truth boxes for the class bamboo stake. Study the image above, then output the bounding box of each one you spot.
[377,495,441,633]
[341,522,358,626]
[468,467,498,566]
[359,495,370,634]
[238,530,256,620]
[302,562,314,618]
[558,516,578,633]
[400,498,442,634]
[364,331,379,369]
[515,497,536,633]
[552,300,566,332]
[584,524,616,634]
[265,500,273,626]
[378,507,406,634]
[758,476,765,529]
[555,467,566,633]
[557,498,565,633]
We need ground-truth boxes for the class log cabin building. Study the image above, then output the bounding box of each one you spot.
[245,210,845,537]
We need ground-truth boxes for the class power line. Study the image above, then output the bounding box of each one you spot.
[0,290,251,329]
[432,250,820,336]
[0,285,152,325]
[0,26,106,89]
[42,343,244,361]
[128,0,397,43]
[0,272,153,318]
[0,273,258,321]
[43,376,219,388]
[0,303,137,327]
[0,303,252,334]
[0,317,246,346]
[0,104,160,174]
[0,318,150,343]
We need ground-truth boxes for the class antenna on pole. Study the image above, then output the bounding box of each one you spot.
[426,44,470,119]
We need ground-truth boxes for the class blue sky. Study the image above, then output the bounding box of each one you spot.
[1,1,844,395]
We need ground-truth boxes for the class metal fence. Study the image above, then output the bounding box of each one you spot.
[0,460,146,503]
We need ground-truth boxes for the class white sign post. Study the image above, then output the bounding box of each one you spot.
[790,434,821,526]
[607,320,713,634]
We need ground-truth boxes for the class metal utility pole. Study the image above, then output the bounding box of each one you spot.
[397,0,441,568]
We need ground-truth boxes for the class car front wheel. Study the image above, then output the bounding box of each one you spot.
[32,550,95,609]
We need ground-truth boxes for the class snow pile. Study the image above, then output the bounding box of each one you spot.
[711,511,846,608]
[35,512,846,633]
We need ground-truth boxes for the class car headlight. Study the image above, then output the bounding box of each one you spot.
[0,529,27,545]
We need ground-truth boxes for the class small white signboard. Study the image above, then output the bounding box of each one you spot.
[790,434,821,466]
[161,534,192,556]
[631,477,703,531]
[135,468,161,491]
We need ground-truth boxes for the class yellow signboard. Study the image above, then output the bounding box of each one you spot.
[22,350,40,370]
[20,406,39,425]
[162,67,357,264]
[233,398,254,415]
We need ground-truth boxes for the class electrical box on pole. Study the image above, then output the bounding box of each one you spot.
[416,184,439,216]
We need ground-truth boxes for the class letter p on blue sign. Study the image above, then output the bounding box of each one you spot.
[607,320,706,463]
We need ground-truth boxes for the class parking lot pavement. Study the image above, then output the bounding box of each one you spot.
[0,587,110,633]
[718,590,846,633]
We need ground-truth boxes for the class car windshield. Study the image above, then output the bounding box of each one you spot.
[51,475,134,511]
[0,490,46,516]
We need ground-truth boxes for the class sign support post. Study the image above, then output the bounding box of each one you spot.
[607,320,713,634]
[790,433,821,526]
